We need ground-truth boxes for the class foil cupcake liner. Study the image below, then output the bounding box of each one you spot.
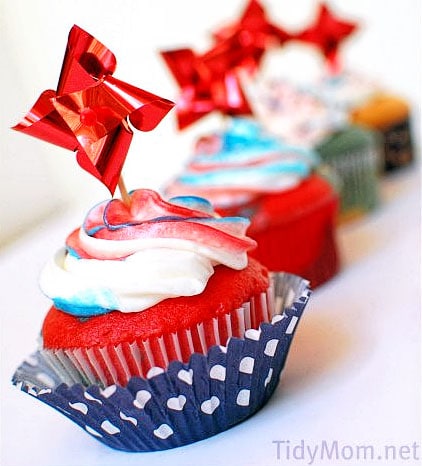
[12,272,310,452]
[38,285,274,388]
[322,145,381,219]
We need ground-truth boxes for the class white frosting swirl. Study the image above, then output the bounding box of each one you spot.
[39,190,256,316]
[166,118,317,207]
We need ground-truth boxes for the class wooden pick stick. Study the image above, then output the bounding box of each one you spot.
[118,176,131,206]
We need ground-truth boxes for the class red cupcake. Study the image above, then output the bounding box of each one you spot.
[13,189,311,452]
[165,118,340,288]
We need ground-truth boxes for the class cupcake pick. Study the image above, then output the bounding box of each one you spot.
[12,25,175,201]
[295,2,357,75]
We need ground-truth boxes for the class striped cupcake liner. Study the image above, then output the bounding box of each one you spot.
[329,146,381,217]
[12,272,310,452]
[39,282,275,388]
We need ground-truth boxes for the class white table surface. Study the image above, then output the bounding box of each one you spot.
[1,166,420,466]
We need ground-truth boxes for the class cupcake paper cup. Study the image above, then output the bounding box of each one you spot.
[316,127,382,221]
[12,272,310,452]
[38,285,274,388]
[331,145,380,218]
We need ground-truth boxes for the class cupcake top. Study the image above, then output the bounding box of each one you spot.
[39,189,256,317]
[166,118,318,207]
[310,70,381,111]
[247,79,347,147]
[350,94,410,129]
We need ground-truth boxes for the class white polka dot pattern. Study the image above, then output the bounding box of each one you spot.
[167,395,187,411]
[239,357,255,374]
[201,396,220,414]
[12,273,311,453]
[153,424,174,439]
[209,364,226,381]
[133,390,151,409]
[236,389,251,407]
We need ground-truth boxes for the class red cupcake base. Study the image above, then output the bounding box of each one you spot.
[217,174,340,288]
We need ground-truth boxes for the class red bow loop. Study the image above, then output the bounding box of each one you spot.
[212,0,292,74]
[296,3,357,73]
[161,45,253,130]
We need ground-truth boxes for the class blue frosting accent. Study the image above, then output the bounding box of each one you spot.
[52,288,119,317]
[66,246,81,259]
[169,195,214,213]
[192,118,318,166]
[53,299,110,317]
[179,160,311,186]
[85,225,104,236]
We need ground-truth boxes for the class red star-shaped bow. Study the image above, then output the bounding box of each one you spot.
[13,25,175,194]
[212,0,291,75]
[161,46,253,130]
[296,3,357,73]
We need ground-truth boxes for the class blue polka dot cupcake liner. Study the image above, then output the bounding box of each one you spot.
[12,272,310,452]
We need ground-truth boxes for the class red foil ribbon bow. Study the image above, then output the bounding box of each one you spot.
[296,3,357,74]
[13,25,175,194]
[212,0,291,75]
[161,47,253,130]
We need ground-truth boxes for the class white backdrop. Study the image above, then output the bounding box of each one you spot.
[0,0,420,245]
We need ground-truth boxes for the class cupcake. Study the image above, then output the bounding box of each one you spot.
[311,72,414,172]
[244,78,347,149]
[316,125,381,221]
[37,189,264,385]
[166,118,340,288]
[13,188,311,451]
[311,70,381,113]
[245,77,382,222]
[350,94,414,172]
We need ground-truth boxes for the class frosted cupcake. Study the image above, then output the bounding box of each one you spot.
[39,189,265,386]
[246,78,382,221]
[245,78,347,148]
[350,94,414,172]
[311,70,380,112]
[166,118,340,288]
[312,71,414,172]
[13,189,311,451]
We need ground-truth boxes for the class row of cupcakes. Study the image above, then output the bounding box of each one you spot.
[10,0,415,453]
[158,0,414,289]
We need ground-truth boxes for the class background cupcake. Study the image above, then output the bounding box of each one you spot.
[166,118,340,288]
[350,94,414,172]
[315,125,382,221]
[245,76,382,223]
